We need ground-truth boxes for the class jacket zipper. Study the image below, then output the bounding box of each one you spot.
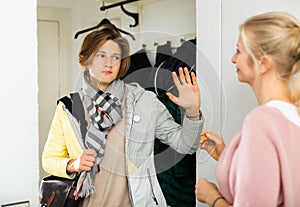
[147,168,159,205]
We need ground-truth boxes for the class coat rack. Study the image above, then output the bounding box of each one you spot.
[100,0,139,28]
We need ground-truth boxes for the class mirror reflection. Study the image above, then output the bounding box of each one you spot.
[37,0,197,206]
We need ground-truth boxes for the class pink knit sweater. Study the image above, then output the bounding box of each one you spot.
[216,105,300,207]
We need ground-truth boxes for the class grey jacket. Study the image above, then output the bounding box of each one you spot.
[63,82,203,206]
[124,83,203,207]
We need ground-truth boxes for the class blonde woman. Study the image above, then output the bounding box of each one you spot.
[196,12,300,207]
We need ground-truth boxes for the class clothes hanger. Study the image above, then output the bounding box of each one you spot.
[74,18,135,40]
[100,0,139,28]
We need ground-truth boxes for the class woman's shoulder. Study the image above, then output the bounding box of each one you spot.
[245,105,281,122]
[242,105,300,138]
[245,104,298,125]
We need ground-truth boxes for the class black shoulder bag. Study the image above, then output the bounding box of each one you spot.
[39,92,87,207]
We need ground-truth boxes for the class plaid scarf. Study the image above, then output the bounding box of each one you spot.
[75,70,126,198]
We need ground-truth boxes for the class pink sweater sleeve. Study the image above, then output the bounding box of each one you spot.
[217,107,282,206]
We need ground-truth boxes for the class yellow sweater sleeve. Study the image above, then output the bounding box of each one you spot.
[42,102,83,178]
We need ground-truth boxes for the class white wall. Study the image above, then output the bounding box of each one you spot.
[196,0,300,206]
[0,0,39,206]
[196,2,222,207]
[141,0,195,35]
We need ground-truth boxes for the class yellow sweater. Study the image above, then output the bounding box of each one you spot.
[42,102,83,179]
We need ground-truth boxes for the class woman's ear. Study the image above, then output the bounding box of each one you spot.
[258,55,271,75]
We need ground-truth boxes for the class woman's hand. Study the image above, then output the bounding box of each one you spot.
[195,178,220,205]
[67,149,97,173]
[166,67,200,116]
[200,130,225,161]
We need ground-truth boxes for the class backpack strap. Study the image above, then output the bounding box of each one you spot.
[57,92,87,142]
[70,92,88,140]
[57,96,73,113]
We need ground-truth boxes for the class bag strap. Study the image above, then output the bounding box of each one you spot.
[57,92,87,141]
[71,92,88,139]
[57,96,72,113]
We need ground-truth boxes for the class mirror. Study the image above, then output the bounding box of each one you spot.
[37,1,196,206]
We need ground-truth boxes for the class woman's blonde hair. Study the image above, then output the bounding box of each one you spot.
[78,25,130,79]
[240,11,300,114]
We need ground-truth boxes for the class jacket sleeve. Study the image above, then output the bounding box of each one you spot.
[42,102,77,179]
[154,97,203,154]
